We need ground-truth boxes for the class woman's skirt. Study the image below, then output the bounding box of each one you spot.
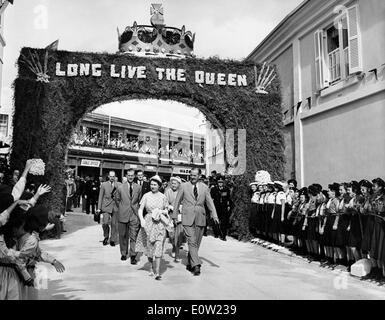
[265,204,274,234]
[369,216,385,260]
[259,204,267,234]
[248,203,258,236]
[335,214,350,247]
[361,215,375,253]
[318,216,327,246]
[135,214,167,258]
[279,204,291,235]
[291,215,300,238]
[0,266,23,300]
[173,222,185,248]
[378,220,385,264]
[270,204,281,234]
[323,216,335,247]
[347,213,363,248]
[306,216,318,241]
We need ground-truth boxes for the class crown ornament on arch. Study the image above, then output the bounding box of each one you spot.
[254,62,276,94]
[118,3,195,58]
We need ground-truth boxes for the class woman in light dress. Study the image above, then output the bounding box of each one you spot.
[135,175,173,280]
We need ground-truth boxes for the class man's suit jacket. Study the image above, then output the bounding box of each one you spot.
[173,181,218,227]
[114,182,141,223]
[98,181,121,213]
[136,180,150,199]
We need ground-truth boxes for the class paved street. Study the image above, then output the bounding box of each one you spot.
[34,211,385,300]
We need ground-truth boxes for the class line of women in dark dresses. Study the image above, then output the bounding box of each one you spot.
[248,178,385,278]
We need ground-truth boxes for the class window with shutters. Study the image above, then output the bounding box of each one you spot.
[326,18,349,84]
[0,114,8,137]
[314,4,362,90]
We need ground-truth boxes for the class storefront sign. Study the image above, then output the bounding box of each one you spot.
[80,159,100,167]
[124,163,142,170]
[173,167,191,175]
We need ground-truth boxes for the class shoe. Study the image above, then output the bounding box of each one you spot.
[131,257,137,265]
[221,237,227,241]
[110,241,115,247]
[155,274,162,280]
[186,264,192,272]
[121,255,127,261]
[174,258,180,263]
[193,265,201,276]
[103,238,109,246]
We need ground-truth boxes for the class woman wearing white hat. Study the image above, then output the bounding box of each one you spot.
[136,175,173,280]
[164,176,184,262]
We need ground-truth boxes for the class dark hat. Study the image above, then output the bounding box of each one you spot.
[26,205,49,230]
[328,183,340,195]
[372,178,385,189]
[0,192,14,213]
[299,187,308,194]
[217,177,225,183]
[308,184,319,196]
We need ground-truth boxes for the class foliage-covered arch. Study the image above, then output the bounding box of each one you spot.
[11,47,284,240]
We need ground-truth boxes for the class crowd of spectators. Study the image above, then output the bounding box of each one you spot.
[69,129,205,163]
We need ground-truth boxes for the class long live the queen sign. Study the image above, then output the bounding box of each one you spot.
[55,62,248,87]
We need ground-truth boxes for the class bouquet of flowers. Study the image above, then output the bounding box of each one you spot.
[29,158,45,176]
[254,170,271,185]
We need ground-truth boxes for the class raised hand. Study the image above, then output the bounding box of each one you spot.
[52,259,65,273]
[37,184,51,196]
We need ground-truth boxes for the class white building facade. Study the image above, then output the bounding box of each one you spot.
[0,0,13,146]
[247,0,385,187]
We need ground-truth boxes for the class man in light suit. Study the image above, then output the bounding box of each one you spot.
[115,168,142,264]
[173,167,219,276]
[97,171,121,246]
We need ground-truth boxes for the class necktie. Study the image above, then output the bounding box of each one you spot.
[129,183,133,197]
[194,184,198,200]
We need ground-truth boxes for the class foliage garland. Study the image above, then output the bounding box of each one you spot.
[11,47,285,240]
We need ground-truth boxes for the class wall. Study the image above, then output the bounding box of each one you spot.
[302,90,385,186]
[282,123,295,180]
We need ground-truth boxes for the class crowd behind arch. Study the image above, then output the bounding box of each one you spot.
[70,129,205,163]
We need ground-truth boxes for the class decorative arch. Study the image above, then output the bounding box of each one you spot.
[11,47,285,240]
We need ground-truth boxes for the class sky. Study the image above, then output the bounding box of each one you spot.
[1,0,303,132]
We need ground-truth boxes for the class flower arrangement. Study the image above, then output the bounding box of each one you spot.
[29,158,45,176]
[254,170,271,185]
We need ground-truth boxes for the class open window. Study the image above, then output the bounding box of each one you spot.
[314,4,362,90]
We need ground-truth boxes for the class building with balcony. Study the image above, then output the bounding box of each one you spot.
[66,112,206,181]
[246,0,385,187]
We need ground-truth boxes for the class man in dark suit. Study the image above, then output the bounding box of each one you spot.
[136,169,150,199]
[115,169,141,264]
[97,171,121,246]
[85,176,97,216]
[173,167,219,276]
[210,176,233,241]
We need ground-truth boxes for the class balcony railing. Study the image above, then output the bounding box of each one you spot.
[328,48,341,83]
